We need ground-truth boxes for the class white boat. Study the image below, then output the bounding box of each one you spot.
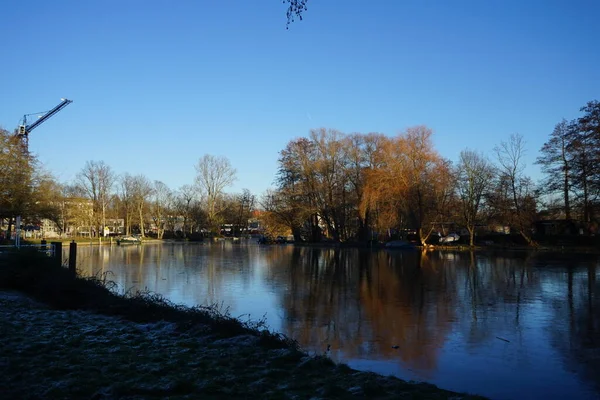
[439,233,460,244]
[117,235,142,245]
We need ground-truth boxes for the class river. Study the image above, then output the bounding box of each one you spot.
[73,240,600,400]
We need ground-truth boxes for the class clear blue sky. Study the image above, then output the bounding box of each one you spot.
[1,0,598,197]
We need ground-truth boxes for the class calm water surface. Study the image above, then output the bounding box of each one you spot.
[74,241,600,400]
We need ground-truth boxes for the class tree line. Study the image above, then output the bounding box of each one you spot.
[262,100,600,246]
[1,99,598,244]
[0,142,253,240]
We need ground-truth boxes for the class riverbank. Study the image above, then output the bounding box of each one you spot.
[292,239,600,254]
[0,250,486,399]
[10,235,600,255]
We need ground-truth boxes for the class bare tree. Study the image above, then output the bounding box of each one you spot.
[32,173,65,234]
[131,175,153,238]
[233,189,255,237]
[118,173,136,235]
[284,0,308,27]
[536,120,574,219]
[363,126,453,245]
[150,180,172,239]
[309,128,350,241]
[260,189,306,241]
[494,134,537,246]
[0,130,35,237]
[346,132,386,241]
[58,184,92,237]
[51,183,73,236]
[277,137,321,242]
[195,154,236,234]
[75,160,115,237]
[456,149,494,246]
[174,184,197,238]
[571,101,600,225]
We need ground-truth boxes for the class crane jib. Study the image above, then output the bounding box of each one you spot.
[18,98,73,137]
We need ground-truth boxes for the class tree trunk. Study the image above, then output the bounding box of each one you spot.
[510,178,536,247]
[419,226,434,247]
[6,218,13,241]
[102,203,106,237]
[310,213,321,242]
[125,211,131,235]
[519,230,536,247]
[563,163,571,220]
[139,206,145,238]
[292,226,302,242]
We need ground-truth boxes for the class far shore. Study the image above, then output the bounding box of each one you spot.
[7,235,600,255]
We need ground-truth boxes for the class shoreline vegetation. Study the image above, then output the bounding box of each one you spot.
[10,235,600,256]
[0,250,487,399]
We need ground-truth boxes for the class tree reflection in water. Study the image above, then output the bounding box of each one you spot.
[543,255,600,395]
[270,248,455,375]
[264,247,599,398]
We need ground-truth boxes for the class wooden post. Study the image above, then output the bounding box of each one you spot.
[69,241,77,275]
[51,242,62,267]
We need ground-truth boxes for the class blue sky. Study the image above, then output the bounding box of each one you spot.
[1,0,598,197]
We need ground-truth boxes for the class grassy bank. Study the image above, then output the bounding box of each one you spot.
[0,250,486,399]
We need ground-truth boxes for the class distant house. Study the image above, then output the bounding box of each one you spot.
[247,218,261,234]
[104,219,125,236]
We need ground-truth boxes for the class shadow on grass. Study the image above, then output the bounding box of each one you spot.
[0,249,299,351]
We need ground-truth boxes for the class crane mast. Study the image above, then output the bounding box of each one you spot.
[16,98,73,145]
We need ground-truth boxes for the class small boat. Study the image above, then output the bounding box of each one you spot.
[116,235,142,245]
[439,233,460,244]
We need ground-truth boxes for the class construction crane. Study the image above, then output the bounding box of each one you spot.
[16,98,73,147]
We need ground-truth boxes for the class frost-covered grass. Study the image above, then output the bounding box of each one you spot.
[0,250,486,399]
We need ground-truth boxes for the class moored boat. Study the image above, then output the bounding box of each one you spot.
[116,235,142,245]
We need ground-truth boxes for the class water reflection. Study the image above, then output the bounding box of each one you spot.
[543,258,600,396]
[74,243,600,399]
[262,247,599,399]
[76,242,268,318]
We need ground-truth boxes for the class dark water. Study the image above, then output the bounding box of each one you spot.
[74,241,600,400]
